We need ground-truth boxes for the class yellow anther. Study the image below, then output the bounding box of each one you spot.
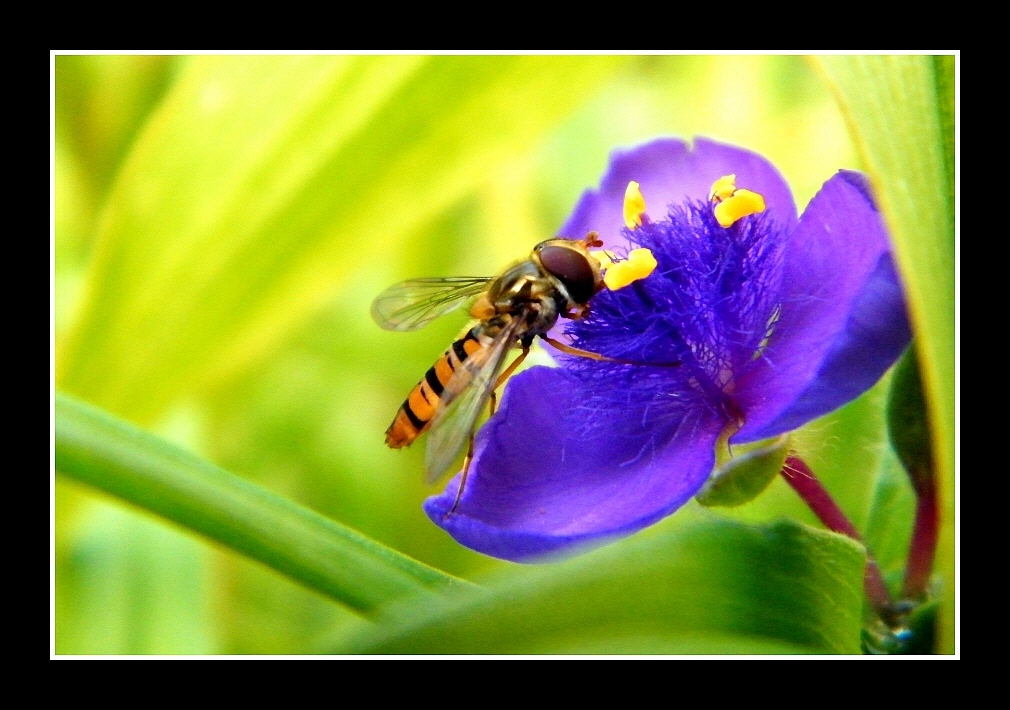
[623,181,647,230]
[709,174,738,202]
[709,175,766,227]
[603,248,657,290]
[713,189,766,228]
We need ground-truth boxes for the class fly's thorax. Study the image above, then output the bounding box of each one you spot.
[485,260,543,309]
[482,259,564,336]
[525,295,561,335]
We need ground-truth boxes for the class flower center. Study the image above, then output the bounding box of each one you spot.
[564,180,784,426]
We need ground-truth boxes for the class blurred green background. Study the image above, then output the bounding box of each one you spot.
[54,55,943,654]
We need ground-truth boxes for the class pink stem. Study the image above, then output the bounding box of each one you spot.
[902,479,938,600]
[782,456,894,618]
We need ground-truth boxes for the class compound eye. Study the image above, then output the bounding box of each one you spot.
[538,244,596,304]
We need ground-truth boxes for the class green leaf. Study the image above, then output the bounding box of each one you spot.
[57,56,626,424]
[813,54,955,654]
[334,519,866,654]
[55,393,469,615]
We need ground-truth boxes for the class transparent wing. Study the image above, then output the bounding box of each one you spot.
[424,317,525,484]
[371,277,492,332]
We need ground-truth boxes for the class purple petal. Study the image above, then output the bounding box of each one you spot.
[734,171,911,442]
[559,138,798,247]
[424,366,724,562]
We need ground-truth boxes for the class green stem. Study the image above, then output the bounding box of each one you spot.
[55,393,471,615]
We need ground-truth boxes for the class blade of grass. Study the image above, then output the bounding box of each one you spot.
[813,54,955,653]
[55,393,471,615]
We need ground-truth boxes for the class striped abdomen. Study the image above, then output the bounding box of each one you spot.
[385,328,485,448]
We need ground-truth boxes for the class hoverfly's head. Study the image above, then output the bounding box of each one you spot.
[532,235,605,305]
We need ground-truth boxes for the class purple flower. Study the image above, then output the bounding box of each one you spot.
[424,138,911,563]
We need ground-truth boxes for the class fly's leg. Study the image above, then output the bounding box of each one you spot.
[540,334,616,362]
[488,342,530,416]
[448,436,475,516]
[447,342,531,517]
[540,334,681,368]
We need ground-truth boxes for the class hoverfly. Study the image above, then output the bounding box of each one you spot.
[372,233,613,506]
